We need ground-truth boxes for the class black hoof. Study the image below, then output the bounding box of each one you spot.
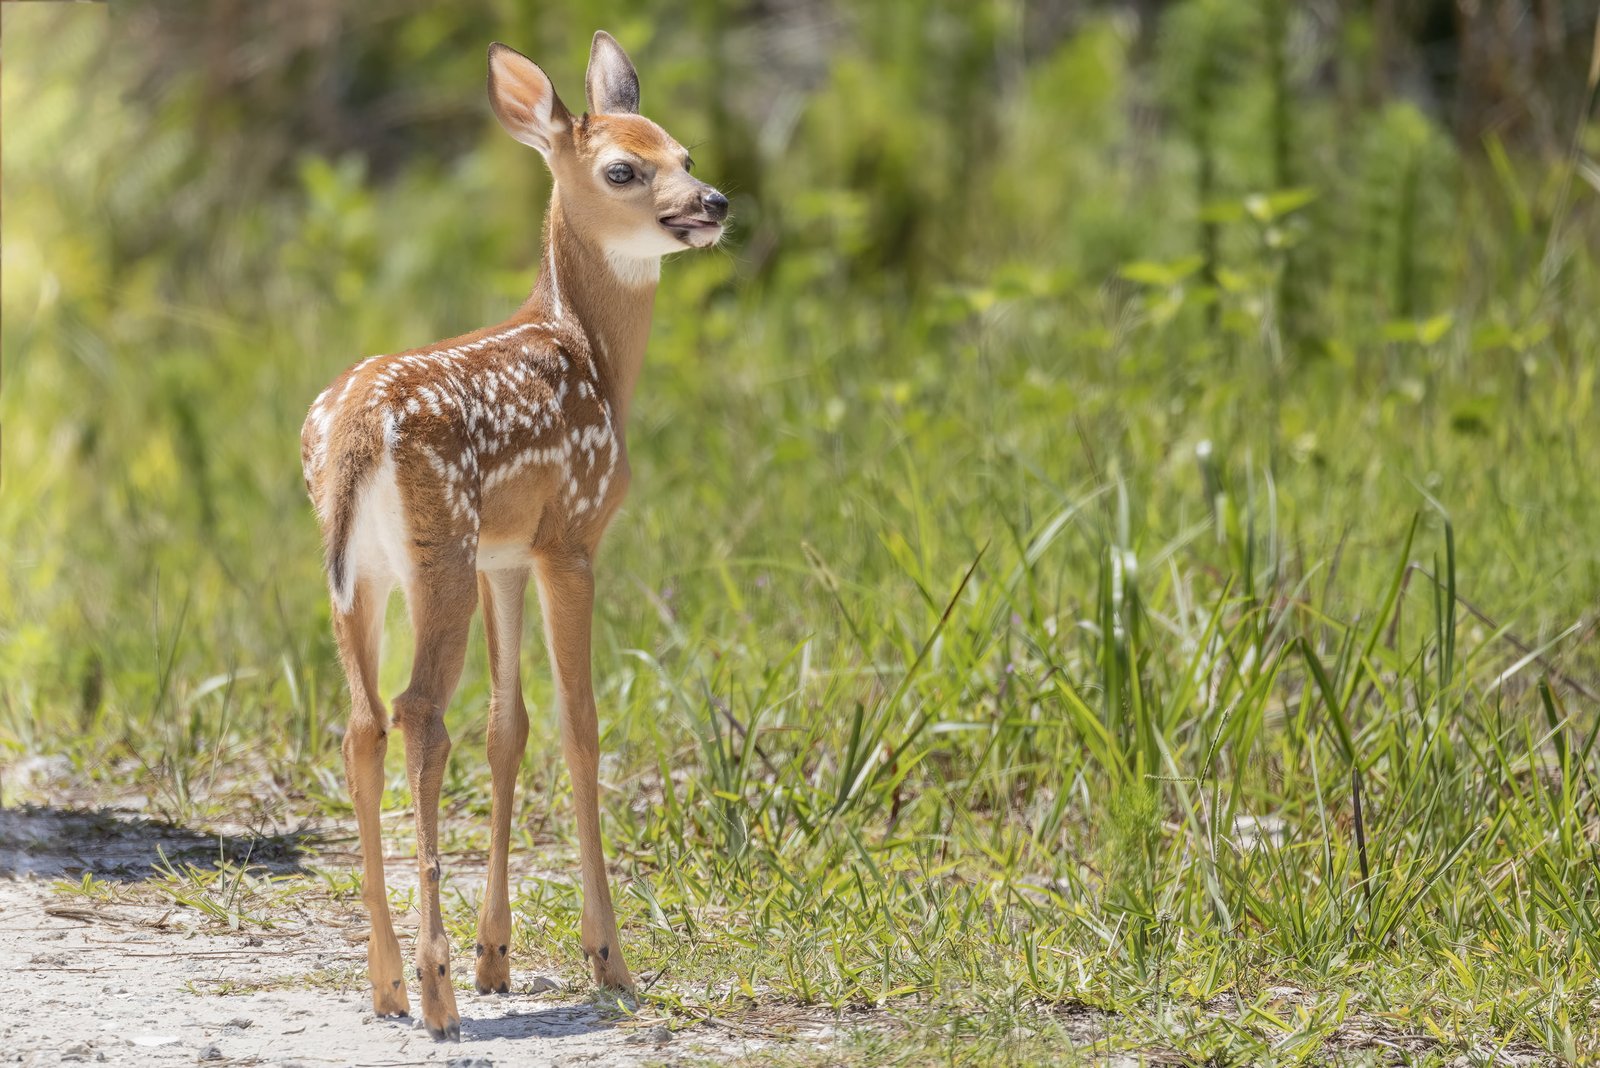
[427,1017,462,1042]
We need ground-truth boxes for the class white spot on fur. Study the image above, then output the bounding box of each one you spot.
[547,245,564,320]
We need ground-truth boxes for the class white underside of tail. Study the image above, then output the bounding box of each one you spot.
[334,451,414,613]
[333,451,534,613]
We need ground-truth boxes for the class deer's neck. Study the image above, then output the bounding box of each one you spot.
[521,188,659,426]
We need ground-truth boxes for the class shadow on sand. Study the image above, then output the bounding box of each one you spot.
[464,1003,623,1042]
[0,803,313,881]
[363,999,628,1045]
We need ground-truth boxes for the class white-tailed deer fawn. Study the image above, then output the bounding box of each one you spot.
[299,33,727,1041]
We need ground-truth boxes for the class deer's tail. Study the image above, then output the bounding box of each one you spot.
[320,421,384,615]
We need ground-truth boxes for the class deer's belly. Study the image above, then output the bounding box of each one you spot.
[475,540,536,573]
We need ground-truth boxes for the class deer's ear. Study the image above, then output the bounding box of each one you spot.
[487,43,570,157]
[585,31,639,115]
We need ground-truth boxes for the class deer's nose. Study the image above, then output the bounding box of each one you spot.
[701,189,729,220]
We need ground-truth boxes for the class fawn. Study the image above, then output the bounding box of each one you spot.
[299,32,727,1040]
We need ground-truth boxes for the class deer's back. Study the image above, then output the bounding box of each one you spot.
[301,316,629,575]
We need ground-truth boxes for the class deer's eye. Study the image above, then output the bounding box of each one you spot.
[606,163,634,185]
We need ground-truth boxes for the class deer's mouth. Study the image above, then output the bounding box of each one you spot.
[659,215,722,245]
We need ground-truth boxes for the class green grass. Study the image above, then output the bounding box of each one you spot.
[5,4,1600,1064]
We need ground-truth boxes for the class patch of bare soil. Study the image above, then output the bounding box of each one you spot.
[0,804,778,1067]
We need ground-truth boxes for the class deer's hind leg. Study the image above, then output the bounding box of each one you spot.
[474,566,530,995]
[335,578,410,1018]
[391,553,477,1042]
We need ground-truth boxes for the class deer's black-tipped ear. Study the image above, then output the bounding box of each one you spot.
[585,31,640,115]
[487,42,571,157]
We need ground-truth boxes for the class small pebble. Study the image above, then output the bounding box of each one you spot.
[198,1045,224,1062]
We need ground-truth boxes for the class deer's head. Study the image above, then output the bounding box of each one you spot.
[487,33,728,276]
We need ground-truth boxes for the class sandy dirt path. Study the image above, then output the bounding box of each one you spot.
[0,801,779,1067]
[0,875,757,1066]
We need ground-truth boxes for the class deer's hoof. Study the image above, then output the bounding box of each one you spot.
[474,942,511,995]
[417,956,461,1041]
[586,943,635,994]
[372,978,410,1018]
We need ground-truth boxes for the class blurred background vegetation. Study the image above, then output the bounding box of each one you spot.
[5,1,1600,1058]
[6,0,1596,752]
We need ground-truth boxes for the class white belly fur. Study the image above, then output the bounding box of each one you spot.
[474,541,535,573]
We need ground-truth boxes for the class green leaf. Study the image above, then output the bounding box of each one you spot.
[1417,313,1453,345]
[1119,261,1177,286]
[1119,255,1204,287]
[1383,313,1453,345]
[1246,187,1319,222]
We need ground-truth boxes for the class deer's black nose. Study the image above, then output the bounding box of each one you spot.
[701,189,729,220]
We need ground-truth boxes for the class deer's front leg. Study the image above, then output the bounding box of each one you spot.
[535,552,634,990]
[393,562,477,1041]
[474,568,530,995]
